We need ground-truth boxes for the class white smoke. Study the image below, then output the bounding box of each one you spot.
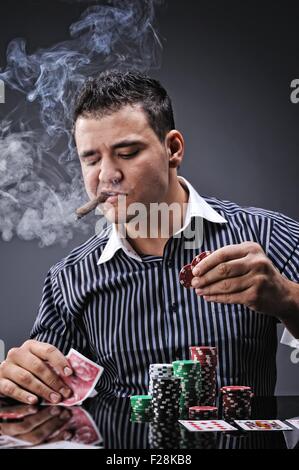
[0,0,163,246]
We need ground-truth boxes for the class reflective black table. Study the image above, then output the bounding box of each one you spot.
[0,394,298,449]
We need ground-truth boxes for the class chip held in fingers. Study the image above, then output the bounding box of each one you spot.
[191,250,212,268]
[179,263,194,288]
[179,251,212,288]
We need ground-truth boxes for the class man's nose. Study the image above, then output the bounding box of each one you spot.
[98,157,122,185]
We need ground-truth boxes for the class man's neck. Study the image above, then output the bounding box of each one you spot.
[124,178,189,257]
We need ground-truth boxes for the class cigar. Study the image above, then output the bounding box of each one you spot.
[75,194,107,219]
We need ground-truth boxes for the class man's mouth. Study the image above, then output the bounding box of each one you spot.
[101,191,127,203]
[75,191,128,220]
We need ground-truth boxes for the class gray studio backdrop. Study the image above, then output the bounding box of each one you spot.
[0,0,298,394]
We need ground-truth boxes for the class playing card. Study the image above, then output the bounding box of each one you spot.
[43,348,104,406]
[48,407,102,445]
[235,420,293,431]
[286,419,299,430]
[179,420,238,432]
[0,435,31,449]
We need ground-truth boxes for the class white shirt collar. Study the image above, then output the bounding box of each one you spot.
[97,176,227,265]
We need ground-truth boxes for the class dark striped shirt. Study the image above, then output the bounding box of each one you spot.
[30,177,299,396]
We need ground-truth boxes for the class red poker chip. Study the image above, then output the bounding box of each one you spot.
[191,251,212,268]
[179,264,194,288]
[220,386,252,394]
[189,406,217,412]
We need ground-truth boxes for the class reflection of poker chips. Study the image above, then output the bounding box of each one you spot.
[189,406,218,420]
[189,346,218,406]
[180,427,217,450]
[220,386,253,420]
[149,421,181,449]
[179,264,194,288]
[191,251,212,268]
[149,364,174,395]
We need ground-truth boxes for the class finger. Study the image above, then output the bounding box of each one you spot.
[191,258,251,288]
[0,378,38,405]
[192,243,254,276]
[25,341,73,377]
[1,363,62,404]
[0,404,38,417]
[47,429,73,443]
[197,289,248,305]
[12,352,72,399]
[0,406,63,436]
[192,273,252,295]
[19,409,71,446]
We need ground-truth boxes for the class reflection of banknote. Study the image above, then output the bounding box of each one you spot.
[29,441,100,449]
[49,407,102,446]
[43,349,104,407]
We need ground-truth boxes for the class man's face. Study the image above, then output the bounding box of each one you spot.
[74,104,171,224]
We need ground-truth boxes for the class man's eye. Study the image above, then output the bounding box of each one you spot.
[118,150,139,159]
[86,160,99,166]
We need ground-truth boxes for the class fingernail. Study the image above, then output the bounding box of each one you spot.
[59,387,71,398]
[50,393,61,403]
[50,406,61,416]
[64,367,72,376]
[60,410,70,420]
[63,431,72,440]
[27,395,38,404]
[28,406,38,413]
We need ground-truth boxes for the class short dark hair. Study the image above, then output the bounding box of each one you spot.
[72,70,175,142]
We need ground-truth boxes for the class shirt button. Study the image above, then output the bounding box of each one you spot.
[171,302,178,314]
[167,259,173,268]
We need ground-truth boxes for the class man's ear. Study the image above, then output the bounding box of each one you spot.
[165,130,184,169]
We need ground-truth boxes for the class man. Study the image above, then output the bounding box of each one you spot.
[0,70,299,404]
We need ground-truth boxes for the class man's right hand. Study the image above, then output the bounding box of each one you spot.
[0,340,73,405]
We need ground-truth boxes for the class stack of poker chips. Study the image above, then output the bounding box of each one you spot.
[149,421,181,449]
[149,364,174,395]
[189,346,217,406]
[151,377,181,422]
[172,360,201,412]
[188,405,218,420]
[220,385,253,420]
[130,395,152,422]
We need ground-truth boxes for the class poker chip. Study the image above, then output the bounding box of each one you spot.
[189,346,218,406]
[151,377,181,422]
[130,395,152,420]
[179,264,194,288]
[220,385,253,420]
[191,251,212,268]
[172,360,202,411]
[149,364,174,395]
[188,405,218,420]
[179,251,212,289]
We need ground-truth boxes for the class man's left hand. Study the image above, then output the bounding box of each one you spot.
[191,241,294,317]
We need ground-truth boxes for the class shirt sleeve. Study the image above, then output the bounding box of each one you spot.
[266,211,299,346]
[30,268,89,356]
